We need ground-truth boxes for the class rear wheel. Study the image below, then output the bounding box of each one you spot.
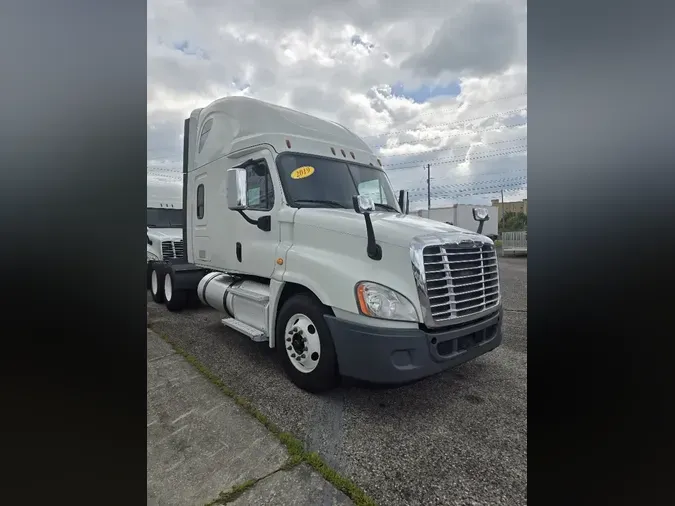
[164,269,187,312]
[150,267,165,303]
[276,293,339,393]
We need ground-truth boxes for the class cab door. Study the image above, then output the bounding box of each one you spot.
[231,148,281,278]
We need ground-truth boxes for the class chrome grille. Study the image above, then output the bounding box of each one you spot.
[161,240,184,260]
[173,240,184,257]
[423,242,500,322]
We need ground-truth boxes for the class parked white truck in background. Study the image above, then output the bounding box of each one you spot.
[147,178,184,294]
[149,96,502,392]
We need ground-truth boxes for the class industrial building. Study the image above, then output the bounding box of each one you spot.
[491,198,527,222]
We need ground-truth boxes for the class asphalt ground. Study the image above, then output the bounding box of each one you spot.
[147,256,527,506]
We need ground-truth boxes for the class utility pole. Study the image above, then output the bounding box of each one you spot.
[500,188,505,232]
[426,164,431,216]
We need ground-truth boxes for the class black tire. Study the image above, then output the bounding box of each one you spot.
[150,266,165,303]
[164,269,187,312]
[276,293,339,393]
[187,290,201,308]
[146,263,153,290]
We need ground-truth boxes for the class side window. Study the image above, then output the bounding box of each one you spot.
[196,184,205,219]
[358,179,384,204]
[198,118,213,153]
[245,162,275,211]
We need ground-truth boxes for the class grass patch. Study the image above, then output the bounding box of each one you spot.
[152,330,378,506]
[206,479,257,505]
[494,239,503,247]
[305,452,378,506]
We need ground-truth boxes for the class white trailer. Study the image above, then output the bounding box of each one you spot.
[149,97,503,392]
[417,205,498,238]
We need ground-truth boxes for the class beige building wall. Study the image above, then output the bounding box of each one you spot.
[491,198,528,222]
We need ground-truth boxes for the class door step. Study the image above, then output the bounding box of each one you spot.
[221,317,267,342]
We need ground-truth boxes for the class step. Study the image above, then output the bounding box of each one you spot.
[227,286,269,303]
[221,317,268,342]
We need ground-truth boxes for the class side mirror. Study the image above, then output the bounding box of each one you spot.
[352,194,381,261]
[472,207,489,222]
[226,168,248,210]
[398,190,409,214]
[472,207,490,234]
[147,235,152,246]
[352,194,375,214]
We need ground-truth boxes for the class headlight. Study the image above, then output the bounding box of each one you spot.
[355,281,418,322]
[147,251,159,261]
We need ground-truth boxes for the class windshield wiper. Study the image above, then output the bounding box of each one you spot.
[294,199,348,209]
[374,202,399,212]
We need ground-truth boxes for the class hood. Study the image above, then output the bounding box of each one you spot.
[147,228,183,241]
[293,209,487,248]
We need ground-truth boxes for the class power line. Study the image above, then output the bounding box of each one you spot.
[407,176,528,196]
[371,121,527,150]
[385,144,527,172]
[361,91,527,127]
[378,131,527,159]
[382,137,527,166]
[409,178,527,196]
[361,107,527,139]
[412,167,527,188]
[408,181,528,201]
[385,147,527,172]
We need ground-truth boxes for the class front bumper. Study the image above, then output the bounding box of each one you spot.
[325,307,503,384]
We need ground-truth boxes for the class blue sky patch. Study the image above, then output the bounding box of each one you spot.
[172,40,209,60]
[392,81,461,103]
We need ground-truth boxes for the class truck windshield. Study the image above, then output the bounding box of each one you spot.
[277,154,400,212]
[147,208,183,228]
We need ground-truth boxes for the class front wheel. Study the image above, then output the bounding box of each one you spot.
[276,293,339,393]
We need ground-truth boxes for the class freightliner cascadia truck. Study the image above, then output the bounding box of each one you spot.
[147,178,184,294]
[148,96,502,393]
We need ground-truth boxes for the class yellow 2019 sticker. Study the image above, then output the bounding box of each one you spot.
[290,166,315,180]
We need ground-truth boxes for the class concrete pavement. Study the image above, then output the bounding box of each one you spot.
[147,329,354,505]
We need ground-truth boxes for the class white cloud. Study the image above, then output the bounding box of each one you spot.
[148,0,527,205]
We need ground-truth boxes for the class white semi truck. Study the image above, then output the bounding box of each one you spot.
[147,178,184,295]
[149,97,502,392]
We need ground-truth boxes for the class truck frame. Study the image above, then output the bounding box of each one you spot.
[149,97,503,392]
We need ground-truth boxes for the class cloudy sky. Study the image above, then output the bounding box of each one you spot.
[147,0,527,210]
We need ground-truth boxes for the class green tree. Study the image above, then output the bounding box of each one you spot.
[499,211,527,233]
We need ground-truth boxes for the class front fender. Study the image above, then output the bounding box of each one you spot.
[282,233,419,317]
